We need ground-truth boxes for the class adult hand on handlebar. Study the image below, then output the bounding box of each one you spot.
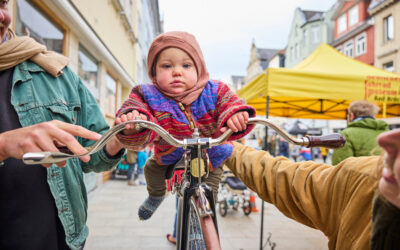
[220,111,249,133]
[115,110,148,135]
[0,120,101,167]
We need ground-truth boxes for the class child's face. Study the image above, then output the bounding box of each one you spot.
[155,48,198,95]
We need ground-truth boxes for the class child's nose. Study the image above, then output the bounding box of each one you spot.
[172,67,182,76]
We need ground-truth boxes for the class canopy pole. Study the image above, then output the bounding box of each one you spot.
[260,96,270,250]
[383,101,387,118]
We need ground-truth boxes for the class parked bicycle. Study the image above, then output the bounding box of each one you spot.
[23,117,345,250]
[217,169,252,217]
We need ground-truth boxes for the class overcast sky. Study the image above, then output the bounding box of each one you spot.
[158,0,337,82]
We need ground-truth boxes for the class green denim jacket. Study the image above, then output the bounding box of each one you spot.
[10,61,122,249]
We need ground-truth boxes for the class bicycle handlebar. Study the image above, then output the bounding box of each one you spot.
[22,117,345,165]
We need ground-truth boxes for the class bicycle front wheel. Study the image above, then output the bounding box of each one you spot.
[187,198,221,250]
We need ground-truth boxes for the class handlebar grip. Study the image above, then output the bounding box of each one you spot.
[305,134,346,149]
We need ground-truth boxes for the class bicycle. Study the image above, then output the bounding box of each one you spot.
[23,117,345,250]
[217,169,252,217]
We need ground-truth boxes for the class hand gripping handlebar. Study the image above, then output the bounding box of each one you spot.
[22,117,345,165]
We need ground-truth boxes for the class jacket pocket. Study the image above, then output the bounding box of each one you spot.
[47,104,80,124]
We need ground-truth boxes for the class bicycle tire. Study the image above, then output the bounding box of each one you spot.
[218,200,228,217]
[242,200,252,216]
[187,198,206,249]
[186,197,221,250]
[200,216,221,250]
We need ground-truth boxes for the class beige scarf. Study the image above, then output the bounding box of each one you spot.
[0,29,69,77]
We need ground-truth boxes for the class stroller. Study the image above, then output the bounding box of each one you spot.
[217,170,252,217]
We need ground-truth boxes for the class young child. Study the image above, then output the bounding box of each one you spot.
[115,31,255,220]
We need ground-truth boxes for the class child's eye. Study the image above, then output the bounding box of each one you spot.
[162,64,171,69]
[0,0,9,6]
[183,64,191,69]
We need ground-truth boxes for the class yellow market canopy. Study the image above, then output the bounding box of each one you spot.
[238,43,400,119]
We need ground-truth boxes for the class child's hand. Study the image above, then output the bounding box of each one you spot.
[220,111,249,133]
[115,110,148,135]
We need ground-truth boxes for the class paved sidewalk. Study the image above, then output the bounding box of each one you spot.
[85,179,328,250]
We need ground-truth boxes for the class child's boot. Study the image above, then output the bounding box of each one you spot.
[138,196,165,220]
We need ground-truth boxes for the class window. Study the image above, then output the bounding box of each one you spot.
[78,44,99,98]
[344,40,354,58]
[338,14,347,33]
[312,26,320,43]
[15,0,64,53]
[336,46,343,54]
[349,6,358,27]
[384,15,394,41]
[383,61,394,72]
[355,33,366,56]
[105,74,117,115]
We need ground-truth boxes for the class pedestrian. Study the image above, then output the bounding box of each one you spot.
[332,100,388,165]
[136,150,148,185]
[0,1,124,249]
[279,137,289,158]
[224,128,400,249]
[114,31,256,220]
[290,144,300,162]
[320,147,328,163]
[126,150,138,185]
[165,170,184,245]
[299,146,312,161]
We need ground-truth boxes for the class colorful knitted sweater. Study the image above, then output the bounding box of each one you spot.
[116,80,256,169]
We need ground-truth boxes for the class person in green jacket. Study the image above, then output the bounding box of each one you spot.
[332,100,388,165]
[0,2,124,249]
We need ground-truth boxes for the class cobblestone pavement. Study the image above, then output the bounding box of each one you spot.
[85,179,328,250]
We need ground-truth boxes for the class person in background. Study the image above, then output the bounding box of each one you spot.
[278,137,289,157]
[299,146,312,161]
[165,170,184,245]
[225,127,400,249]
[136,149,148,185]
[290,144,301,162]
[332,100,388,165]
[320,147,328,163]
[126,150,138,185]
[0,1,124,249]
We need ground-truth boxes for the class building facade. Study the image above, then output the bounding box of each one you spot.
[10,0,161,191]
[245,42,279,83]
[369,0,400,73]
[228,75,245,92]
[285,7,335,68]
[268,49,286,68]
[331,0,375,65]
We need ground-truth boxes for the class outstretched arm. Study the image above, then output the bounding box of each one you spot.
[0,120,101,167]
[225,141,379,240]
